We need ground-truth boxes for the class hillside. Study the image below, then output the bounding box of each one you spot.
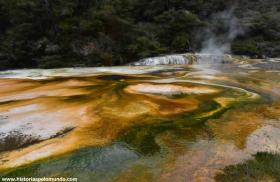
[0,0,279,69]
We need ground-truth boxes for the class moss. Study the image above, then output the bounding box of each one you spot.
[215,152,280,182]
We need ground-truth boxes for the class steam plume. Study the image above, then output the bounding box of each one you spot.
[200,6,244,55]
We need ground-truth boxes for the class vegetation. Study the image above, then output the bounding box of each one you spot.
[0,0,279,69]
[215,152,280,182]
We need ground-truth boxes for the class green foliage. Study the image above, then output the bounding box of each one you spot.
[232,40,261,57]
[128,36,164,58]
[215,152,280,182]
[0,0,279,69]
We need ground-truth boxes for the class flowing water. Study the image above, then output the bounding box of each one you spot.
[0,54,280,181]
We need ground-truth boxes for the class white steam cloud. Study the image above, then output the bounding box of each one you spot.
[200,6,244,55]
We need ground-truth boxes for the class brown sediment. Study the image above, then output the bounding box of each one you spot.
[115,165,155,182]
[0,64,278,181]
[207,102,280,149]
[207,110,264,148]
[157,141,252,182]
[114,101,280,182]
[0,77,206,169]
[0,79,40,98]
[162,105,280,182]
[0,82,94,103]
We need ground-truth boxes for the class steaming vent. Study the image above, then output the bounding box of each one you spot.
[131,53,234,66]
